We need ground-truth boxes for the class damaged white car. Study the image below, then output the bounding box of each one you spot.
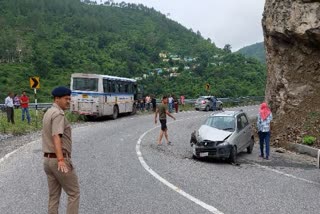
[190,111,254,163]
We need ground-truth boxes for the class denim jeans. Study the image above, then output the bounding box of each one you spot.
[168,103,173,113]
[22,107,31,124]
[258,131,270,158]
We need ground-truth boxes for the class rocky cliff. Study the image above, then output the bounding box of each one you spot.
[262,0,320,146]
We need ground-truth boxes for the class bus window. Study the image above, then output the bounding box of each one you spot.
[128,83,133,93]
[124,83,129,93]
[114,82,119,93]
[103,79,109,93]
[73,78,98,91]
[119,81,124,93]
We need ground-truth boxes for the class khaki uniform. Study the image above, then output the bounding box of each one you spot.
[42,103,80,214]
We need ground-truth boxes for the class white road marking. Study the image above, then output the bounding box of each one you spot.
[0,124,93,165]
[0,140,40,164]
[252,163,320,186]
[136,116,225,214]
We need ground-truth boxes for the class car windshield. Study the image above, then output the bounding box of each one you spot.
[204,116,235,131]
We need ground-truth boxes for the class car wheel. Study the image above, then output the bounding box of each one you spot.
[192,154,199,160]
[229,146,237,163]
[205,105,210,111]
[112,106,119,120]
[247,138,254,154]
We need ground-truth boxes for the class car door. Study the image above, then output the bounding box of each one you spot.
[235,115,245,152]
[239,114,251,150]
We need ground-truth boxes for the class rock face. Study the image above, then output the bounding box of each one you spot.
[262,0,320,145]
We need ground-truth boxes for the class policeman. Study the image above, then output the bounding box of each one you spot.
[42,86,80,214]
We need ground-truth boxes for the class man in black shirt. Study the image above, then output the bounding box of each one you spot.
[154,96,176,145]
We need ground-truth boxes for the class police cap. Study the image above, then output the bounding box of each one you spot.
[51,86,71,97]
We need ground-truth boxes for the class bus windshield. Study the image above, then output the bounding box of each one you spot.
[73,78,98,91]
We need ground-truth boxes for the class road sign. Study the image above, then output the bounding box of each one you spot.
[30,77,40,89]
[205,83,210,91]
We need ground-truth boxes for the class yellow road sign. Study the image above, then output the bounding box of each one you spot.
[30,77,40,89]
[205,83,210,91]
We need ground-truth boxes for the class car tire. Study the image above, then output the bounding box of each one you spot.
[192,154,199,160]
[229,146,237,163]
[112,106,119,120]
[205,105,210,111]
[247,138,254,154]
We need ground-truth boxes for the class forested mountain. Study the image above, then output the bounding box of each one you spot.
[0,0,266,101]
[237,42,266,63]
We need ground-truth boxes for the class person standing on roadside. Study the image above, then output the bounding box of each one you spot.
[180,95,185,107]
[13,94,20,109]
[257,102,273,160]
[20,91,31,124]
[5,92,14,124]
[174,96,179,113]
[155,96,176,145]
[42,86,80,214]
[145,95,151,111]
[151,95,157,112]
[168,95,174,113]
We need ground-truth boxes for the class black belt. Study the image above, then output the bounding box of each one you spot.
[44,153,71,158]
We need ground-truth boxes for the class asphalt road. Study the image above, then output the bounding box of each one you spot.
[0,105,319,214]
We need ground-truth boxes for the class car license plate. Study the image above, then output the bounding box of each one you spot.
[82,94,88,98]
[200,152,209,157]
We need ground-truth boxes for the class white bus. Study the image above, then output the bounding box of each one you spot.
[70,73,138,119]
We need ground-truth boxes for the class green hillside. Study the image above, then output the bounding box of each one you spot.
[0,0,266,102]
[237,42,266,63]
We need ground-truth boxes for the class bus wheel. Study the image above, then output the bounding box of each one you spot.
[85,115,96,121]
[112,106,119,120]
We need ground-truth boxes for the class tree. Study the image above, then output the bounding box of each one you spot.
[223,44,232,53]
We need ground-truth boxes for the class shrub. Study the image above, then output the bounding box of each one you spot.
[302,135,316,146]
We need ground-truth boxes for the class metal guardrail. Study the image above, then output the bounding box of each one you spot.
[0,103,52,111]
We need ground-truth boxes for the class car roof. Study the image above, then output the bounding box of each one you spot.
[210,110,243,117]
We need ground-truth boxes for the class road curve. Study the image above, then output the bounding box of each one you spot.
[0,106,319,214]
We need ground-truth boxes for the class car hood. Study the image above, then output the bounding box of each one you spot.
[198,125,232,141]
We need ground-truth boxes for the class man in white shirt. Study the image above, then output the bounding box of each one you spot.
[168,95,173,112]
[5,92,14,124]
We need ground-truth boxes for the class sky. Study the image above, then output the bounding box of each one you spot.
[113,0,265,51]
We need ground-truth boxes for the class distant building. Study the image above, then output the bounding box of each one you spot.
[170,72,180,77]
[171,57,181,61]
[143,74,149,79]
[169,54,179,58]
[170,67,179,72]
[159,52,167,58]
[184,57,195,62]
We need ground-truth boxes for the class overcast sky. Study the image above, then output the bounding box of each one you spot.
[113,0,265,51]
